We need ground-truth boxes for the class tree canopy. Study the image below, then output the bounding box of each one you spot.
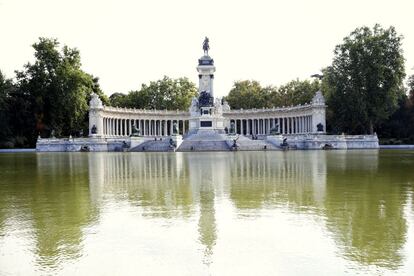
[224,79,319,110]
[109,76,197,110]
[324,24,406,134]
[0,38,108,147]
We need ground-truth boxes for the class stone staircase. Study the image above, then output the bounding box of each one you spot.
[177,130,230,151]
[185,130,227,141]
[235,136,280,151]
[129,139,173,152]
[177,140,230,151]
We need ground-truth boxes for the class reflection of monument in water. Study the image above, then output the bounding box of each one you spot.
[87,152,228,264]
[85,150,414,269]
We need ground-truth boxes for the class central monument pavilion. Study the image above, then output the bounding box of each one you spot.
[36,38,379,152]
[188,37,228,134]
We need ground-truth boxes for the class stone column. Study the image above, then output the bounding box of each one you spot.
[116,119,119,136]
[268,119,271,134]
[163,120,167,136]
[160,120,162,136]
[303,116,305,133]
[107,118,110,136]
[295,117,298,134]
[252,120,255,135]
[108,118,111,136]
[117,118,122,136]
[114,119,116,136]
[280,118,283,134]
[137,119,141,134]
[285,118,288,134]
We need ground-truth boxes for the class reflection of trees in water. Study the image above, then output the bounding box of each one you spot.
[324,150,412,269]
[229,151,327,212]
[0,153,97,269]
[33,153,98,268]
[78,150,414,271]
[88,153,195,219]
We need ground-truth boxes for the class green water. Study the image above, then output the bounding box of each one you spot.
[0,150,413,275]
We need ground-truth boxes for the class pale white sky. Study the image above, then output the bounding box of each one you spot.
[1,0,413,98]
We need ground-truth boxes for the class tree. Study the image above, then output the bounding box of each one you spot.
[225,79,320,110]
[324,25,406,134]
[0,71,13,146]
[109,92,128,107]
[272,79,319,107]
[225,80,271,109]
[110,76,197,110]
[15,38,107,143]
[408,74,414,102]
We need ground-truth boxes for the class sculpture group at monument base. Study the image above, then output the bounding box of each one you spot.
[36,133,379,152]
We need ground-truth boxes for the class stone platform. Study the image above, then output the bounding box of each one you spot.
[36,133,379,152]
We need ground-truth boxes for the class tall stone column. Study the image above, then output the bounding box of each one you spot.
[164,120,167,136]
[311,91,326,133]
[240,120,243,135]
[88,93,104,137]
[268,119,271,134]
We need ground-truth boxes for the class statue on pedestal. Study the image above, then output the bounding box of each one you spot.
[189,97,199,113]
[130,124,141,137]
[172,122,178,135]
[91,125,97,134]
[270,124,280,135]
[229,121,236,135]
[317,123,324,132]
[203,37,210,55]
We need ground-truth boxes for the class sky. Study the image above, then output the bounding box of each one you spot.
[1,0,413,98]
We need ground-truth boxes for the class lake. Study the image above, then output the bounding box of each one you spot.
[0,150,413,275]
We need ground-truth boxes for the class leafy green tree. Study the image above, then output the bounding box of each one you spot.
[225,80,272,109]
[408,74,414,102]
[110,76,197,110]
[0,71,13,146]
[324,25,405,134]
[109,92,128,107]
[272,79,319,107]
[15,38,107,143]
[225,79,319,110]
